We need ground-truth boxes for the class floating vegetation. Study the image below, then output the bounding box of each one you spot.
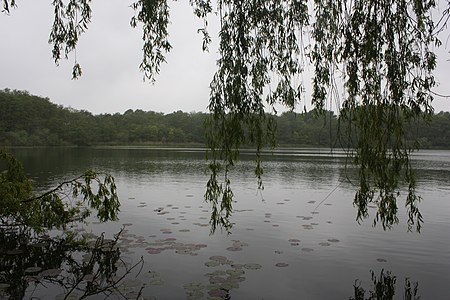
[276,202,285,205]
[226,268,245,277]
[288,239,301,243]
[186,194,194,197]
[244,263,262,270]
[302,224,314,230]
[226,240,248,252]
[205,260,221,267]
[208,288,228,298]
[146,248,162,254]
[179,229,190,232]
[376,258,387,263]
[307,200,316,204]
[283,199,291,202]
[246,228,254,231]
[184,254,263,300]
[324,203,333,206]
[184,282,205,300]
[319,242,331,247]
[210,256,228,263]
[145,271,164,285]
[301,248,314,252]
[272,224,279,227]
[311,222,319,226]
[275,262,289,267]
[166,217,175,220]
[274,250,283,254]
[311,211,319,215]
[327,238,340,243]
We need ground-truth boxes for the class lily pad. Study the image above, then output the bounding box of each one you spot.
[209,276,226,284]
[208,289,228,298]
[226,246,242,251]
[183,282,204,290]
[210,256,228,262]
[275,262,289,267]
[244,263,262,270]
[205,260,221,267]
[149,278,164,285]
[288,239,301,243]
[319,242,331,246]
[147,248,162,254]
[226,269,245,276]
[327,238,340,243]
[376,258,387,262]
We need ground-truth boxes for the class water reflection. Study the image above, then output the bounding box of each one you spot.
[350,269,419,300]
[6,147,450,298]
[0,227,144,300]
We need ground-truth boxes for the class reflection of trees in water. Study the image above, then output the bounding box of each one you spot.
[350,269,420,300]
[0,227,143,299]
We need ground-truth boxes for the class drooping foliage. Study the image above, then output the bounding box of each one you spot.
[0,148,119,233]
[2,0,449,232]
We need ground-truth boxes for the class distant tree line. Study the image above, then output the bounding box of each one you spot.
[1,89,449,149]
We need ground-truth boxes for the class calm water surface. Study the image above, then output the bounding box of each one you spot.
[11,147,450,299]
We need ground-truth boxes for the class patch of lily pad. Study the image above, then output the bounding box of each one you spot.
[226,240,248,252]
[275,262,289,267]
[184,254,263,300]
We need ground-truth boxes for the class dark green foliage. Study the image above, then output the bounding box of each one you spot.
[4,89,449,149]
[0,148,119,233]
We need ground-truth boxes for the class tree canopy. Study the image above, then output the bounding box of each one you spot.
[2,0,450,232]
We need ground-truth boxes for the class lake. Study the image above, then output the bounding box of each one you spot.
[8,147,450,299]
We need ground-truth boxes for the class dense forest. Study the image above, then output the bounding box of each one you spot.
[1,89,449,148]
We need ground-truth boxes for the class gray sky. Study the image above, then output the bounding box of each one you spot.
[1,1,449,114]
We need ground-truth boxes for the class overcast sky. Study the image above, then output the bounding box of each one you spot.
[1,1,449,115]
